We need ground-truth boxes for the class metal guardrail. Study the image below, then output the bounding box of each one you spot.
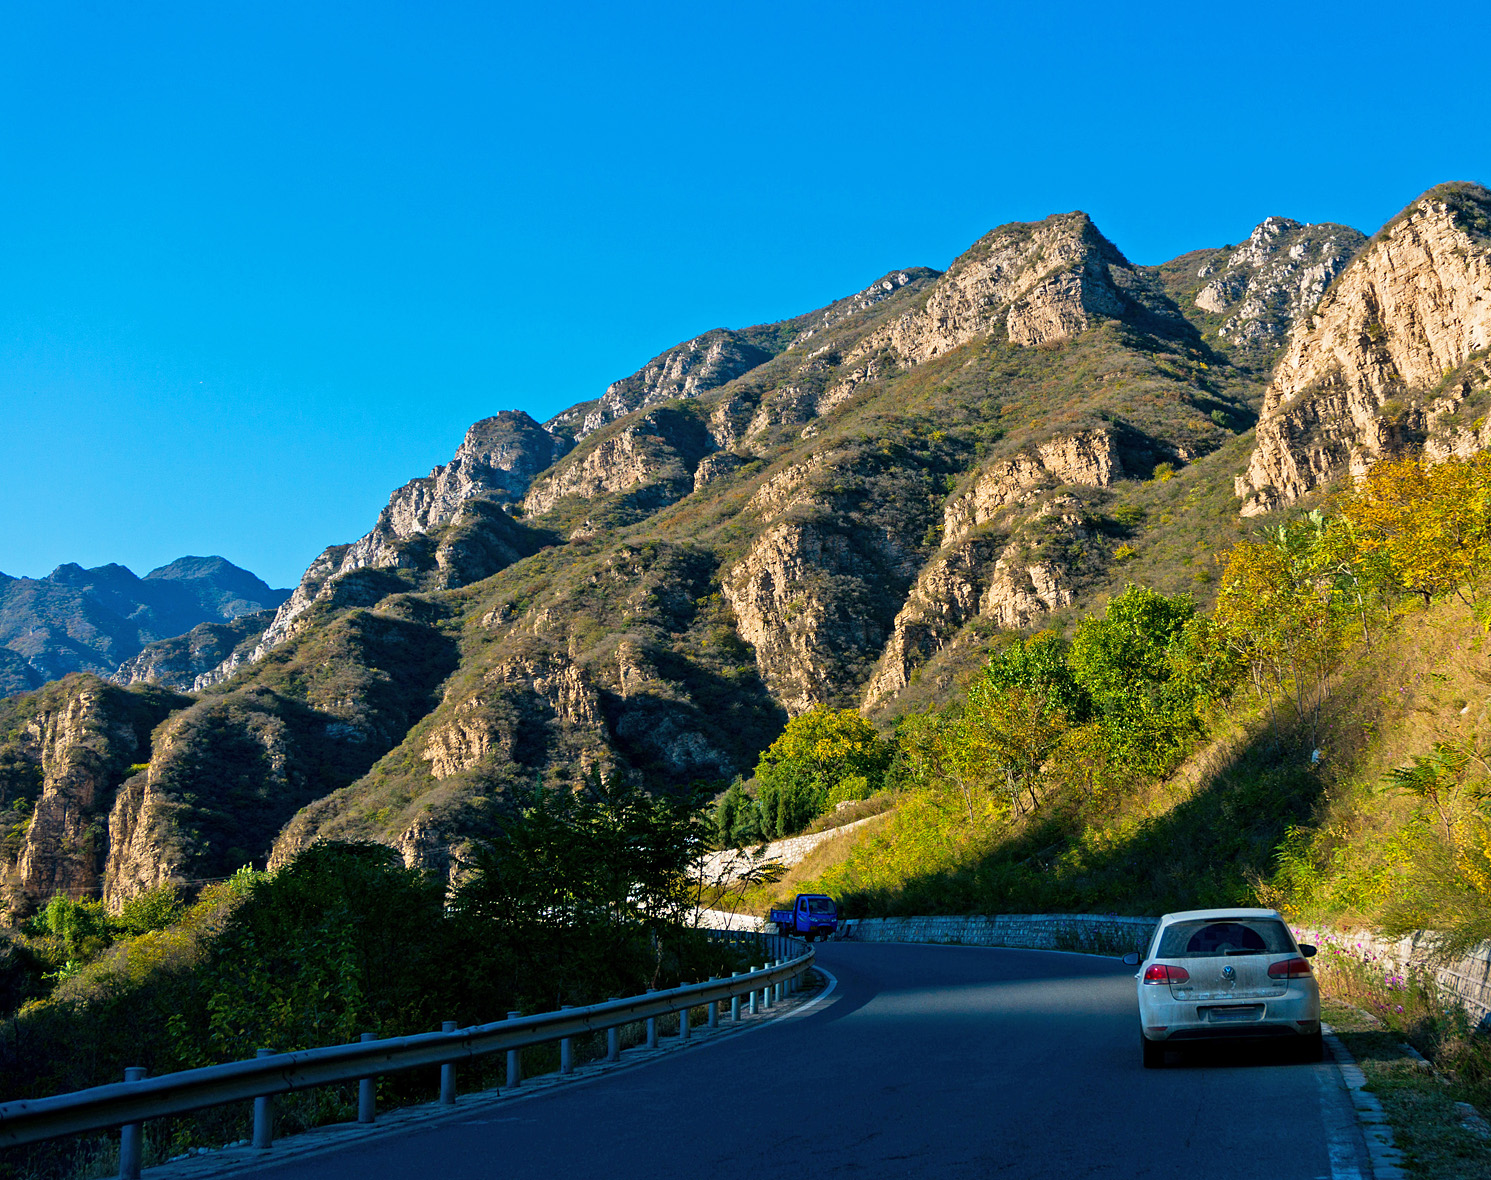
[0,931,812,1177]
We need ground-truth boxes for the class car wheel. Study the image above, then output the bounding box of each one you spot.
[1297,1030,1324,1063]
[1142,1034,1165,1069]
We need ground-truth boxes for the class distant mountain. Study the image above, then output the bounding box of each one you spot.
[0,557,290,691]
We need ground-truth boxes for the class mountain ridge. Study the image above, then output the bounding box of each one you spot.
[10,183,1489,921]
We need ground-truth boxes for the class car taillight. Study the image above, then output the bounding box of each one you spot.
[1143,964,1190,985]
[1268,957,1312,979]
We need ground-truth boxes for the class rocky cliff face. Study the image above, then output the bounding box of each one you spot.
[1193,218,1365,348]
[882,214,1186,357]
[1150,217,1366,370]
[521,407,715,521]
[1237,184,1491,515]
[0,679,187,918]
[863,434,1119,710]
[112,612,274,692]
[568,329,775,437]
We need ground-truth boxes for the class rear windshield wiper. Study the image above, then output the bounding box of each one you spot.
[1224,949,1265,956]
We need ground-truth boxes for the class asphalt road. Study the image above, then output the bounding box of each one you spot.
[250,942,1371,1179]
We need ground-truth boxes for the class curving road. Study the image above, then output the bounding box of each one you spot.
[248,942,1371,1179]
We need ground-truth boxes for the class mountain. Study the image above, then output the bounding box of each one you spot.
[0,557,291,691]
[7,183,1487,921]
[1235,183,1491,514]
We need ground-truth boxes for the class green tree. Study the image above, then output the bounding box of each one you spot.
[752,708,893,838]
[1068,585,1204,775]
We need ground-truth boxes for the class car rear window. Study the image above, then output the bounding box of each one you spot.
[1157,918,1294,958]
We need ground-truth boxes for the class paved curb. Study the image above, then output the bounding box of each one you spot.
[135,971,833,1179]
[1323,1023,1407,1180]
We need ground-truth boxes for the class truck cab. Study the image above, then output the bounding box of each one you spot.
[769,893,838,940]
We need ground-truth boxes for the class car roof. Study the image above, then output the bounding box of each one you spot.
[1156,908,1285,923]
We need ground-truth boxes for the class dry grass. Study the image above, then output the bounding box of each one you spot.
[737,811,893,915]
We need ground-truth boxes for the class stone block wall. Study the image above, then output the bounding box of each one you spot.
[840,913,1157,955]
[1295,925,1491,1031]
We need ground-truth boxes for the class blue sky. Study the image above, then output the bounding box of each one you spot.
[2,1,1487,589]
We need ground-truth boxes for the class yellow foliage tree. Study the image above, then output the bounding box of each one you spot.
[1339,452,1491,605]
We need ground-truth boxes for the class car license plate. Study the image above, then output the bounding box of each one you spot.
[1205,1005,1264,1022]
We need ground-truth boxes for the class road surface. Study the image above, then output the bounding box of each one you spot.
[247,941,1370,1179]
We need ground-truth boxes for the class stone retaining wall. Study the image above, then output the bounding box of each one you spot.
[1295,926,1491,1031]
[840,913,1158,954]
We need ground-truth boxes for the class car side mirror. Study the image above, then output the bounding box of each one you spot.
[1122,952,1141,967]
[1299,944,1316,958]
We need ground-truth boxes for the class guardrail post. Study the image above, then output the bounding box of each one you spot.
[606,999,620,1061]
[645,990,658,1049]
[761,965,772,1011]
[707,979,719,1028]
[252,1049,274,1147]
[439,1021,457,1104]
[731,972,742,1021]
[748,971,758,1015]
[679,1003,691,1042]
[560,1006,575,1074]
[505,1012,522,1089]
[357,1033,377,1123]
[118,1066,146,1180]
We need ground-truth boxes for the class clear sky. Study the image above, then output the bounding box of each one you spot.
[2,1,1487,589]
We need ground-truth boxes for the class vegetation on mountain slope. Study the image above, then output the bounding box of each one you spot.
[0,777,738,1178]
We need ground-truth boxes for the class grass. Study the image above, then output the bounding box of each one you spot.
[1325,999,1491,1180]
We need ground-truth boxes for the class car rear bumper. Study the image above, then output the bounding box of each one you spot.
[1137,989,1320,1041]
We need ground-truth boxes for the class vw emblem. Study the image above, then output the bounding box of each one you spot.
[1222,965,1236,980]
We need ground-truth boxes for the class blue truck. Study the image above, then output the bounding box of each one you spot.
[769,893,839,940]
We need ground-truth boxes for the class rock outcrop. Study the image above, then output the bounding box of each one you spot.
[942,431,1122,543]
[865,441,1109,712]
[885,215,1183,355]
[1193,217,1365,348]
[522,407,714,518]
[1237,184,1491,515]
[566,329,775,438]
[1,678,186,918]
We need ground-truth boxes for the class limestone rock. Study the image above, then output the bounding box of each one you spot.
[863,494,1094,710]
[522,407,714,517]
[11,685,139,910]
[1193,217,1366,348]
[565,329,775,438]
[943,431,1121,543]
[1238,185,1491,515]
[219,414,561,678]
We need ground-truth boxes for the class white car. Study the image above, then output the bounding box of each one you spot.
[1125,908,1322,1068]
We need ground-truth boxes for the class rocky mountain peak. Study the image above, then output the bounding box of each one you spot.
[1189,217,1366,351]
[832,211,1189,391]
[1237,183,1491,515]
